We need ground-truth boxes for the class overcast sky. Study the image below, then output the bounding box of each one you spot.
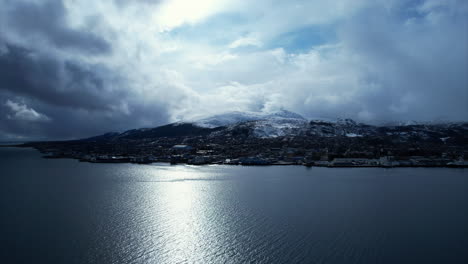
[0,0,467,140]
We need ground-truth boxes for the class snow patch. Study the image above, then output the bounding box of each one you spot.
[346,133,363,137]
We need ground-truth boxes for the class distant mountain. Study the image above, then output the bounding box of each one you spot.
[83,110,468,143]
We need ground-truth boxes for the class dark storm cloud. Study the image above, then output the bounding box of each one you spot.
[1,0,110,54]
[0,43,120,111]
[0,0,172,140]
[0,41,171,140]
[0,91,170,140]
[0,97,48,140]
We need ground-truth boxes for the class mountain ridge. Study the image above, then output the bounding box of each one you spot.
[82,110,468,142]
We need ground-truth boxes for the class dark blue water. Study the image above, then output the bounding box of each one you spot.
[1,147,467,263]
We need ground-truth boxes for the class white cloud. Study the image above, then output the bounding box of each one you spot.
[5,100,51,122]
[62,0,468,123]
[153,0,232,32]
[229,37,262,49]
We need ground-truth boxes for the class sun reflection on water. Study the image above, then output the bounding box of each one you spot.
[135,164,227,263]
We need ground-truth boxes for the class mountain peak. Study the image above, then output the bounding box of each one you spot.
[192,110,305,128]
[265,109,306,120]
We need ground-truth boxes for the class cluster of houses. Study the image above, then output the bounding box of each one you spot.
[37,141,467,168]
[29,127,468,168]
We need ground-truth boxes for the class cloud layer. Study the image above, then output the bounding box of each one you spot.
[0,0,467,139]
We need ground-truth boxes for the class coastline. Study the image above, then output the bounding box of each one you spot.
[5,145,466,169]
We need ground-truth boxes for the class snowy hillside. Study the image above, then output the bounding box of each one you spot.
[251,118,308,138]
[193,110,306,128]
[84,108,468,142]
[192,110,379,138]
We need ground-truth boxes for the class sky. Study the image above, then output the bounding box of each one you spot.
[0,0,467,140]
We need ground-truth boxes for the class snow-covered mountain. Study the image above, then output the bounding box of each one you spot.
[191,110,384,138]
[192,110,306,128]
[188,110,307,138]
[251,118,308,138]
[84,109,468,142]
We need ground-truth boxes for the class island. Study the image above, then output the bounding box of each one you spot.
[14,110,468,168]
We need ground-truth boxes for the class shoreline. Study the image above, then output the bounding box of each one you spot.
[47,158,468,168]
[4,146,465,169]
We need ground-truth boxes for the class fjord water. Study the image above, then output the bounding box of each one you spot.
[1,148,467,264]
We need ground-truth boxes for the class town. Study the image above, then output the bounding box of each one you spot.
[22,127,468,168]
